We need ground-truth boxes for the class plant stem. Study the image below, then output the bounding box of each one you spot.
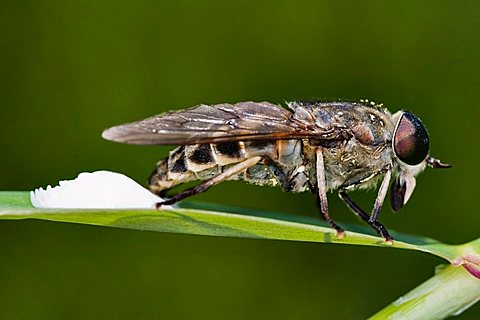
[369,265,480,320]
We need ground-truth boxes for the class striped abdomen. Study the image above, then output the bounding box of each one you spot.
[148,139,307,194]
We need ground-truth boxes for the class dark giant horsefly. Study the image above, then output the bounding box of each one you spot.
[102,100,450,241]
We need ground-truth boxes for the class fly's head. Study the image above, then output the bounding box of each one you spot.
[390,111,451,212]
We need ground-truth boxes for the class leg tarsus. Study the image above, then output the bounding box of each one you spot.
[315,193,345,236]
[156,183,208,207]
[371,221,393,243]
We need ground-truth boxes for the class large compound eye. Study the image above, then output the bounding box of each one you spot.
[393,112,430,165]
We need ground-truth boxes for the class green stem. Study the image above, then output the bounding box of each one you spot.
[369,265,480,320]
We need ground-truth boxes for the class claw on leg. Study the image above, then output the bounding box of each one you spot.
[384,238,394,245]
[155,201,166,209]
[335,230,346,239]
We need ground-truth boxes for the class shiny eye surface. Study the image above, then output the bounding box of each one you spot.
[393,112,429,165]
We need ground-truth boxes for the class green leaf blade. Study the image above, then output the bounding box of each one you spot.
[1,191,479,317]
[0,192,465,262]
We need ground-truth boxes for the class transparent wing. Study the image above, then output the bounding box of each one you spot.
[102,101,329,145]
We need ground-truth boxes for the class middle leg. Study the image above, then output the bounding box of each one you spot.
[338,170,393,243]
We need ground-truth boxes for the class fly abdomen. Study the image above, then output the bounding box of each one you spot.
[149,141,249,193]
[149,145,194,193]
[148,139,305,194]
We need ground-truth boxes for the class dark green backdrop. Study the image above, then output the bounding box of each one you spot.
[1,1,479,319]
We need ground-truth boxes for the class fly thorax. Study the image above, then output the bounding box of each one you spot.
[321,139,392,191]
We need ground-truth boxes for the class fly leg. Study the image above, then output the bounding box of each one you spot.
[338,169,393,242]
[316,147,345,237]
[156,156,262,207]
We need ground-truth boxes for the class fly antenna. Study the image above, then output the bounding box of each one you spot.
[426,156,452,169]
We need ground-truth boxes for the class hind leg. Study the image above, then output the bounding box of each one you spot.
[156,156,262,207]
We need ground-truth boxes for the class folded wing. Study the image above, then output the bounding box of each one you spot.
[102,101,325,145]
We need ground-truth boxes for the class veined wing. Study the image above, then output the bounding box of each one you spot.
[102,101,332,145]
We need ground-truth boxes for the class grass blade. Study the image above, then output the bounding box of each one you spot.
[1,191,479,317]
[0,192,469,263]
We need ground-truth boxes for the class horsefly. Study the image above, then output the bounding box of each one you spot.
[102,100,451,242]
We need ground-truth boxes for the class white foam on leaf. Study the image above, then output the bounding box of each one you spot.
[30,171,169,209]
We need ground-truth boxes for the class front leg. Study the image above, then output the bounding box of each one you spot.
[316,147,345,237]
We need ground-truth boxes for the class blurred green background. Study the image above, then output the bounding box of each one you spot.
[1,1,479,319]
